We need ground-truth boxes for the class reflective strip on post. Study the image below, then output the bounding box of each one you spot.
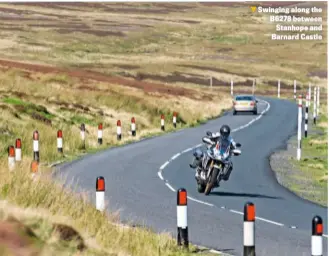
[312,216,323,256]
[177,188,188,248]
[243,202,255,256]
[15,138,21,148]
[15,138,22,161]
[96,176,105,212]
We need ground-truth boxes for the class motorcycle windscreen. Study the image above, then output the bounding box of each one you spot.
[217,139,230,155]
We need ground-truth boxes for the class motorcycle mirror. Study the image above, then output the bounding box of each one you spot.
[232,149,241,156]
[236,143,241,147]
[202,136,214,145]
[206,131,212,137]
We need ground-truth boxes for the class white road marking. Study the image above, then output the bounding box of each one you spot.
[171,153,180,160]
[181,147,193,154]
[158,100,307,231]
[231,99,270,133]
[229,209,243,215]
[228,209,284,226]
[256,216,284,226]
[165,183,176,192]
[187,196,214,207]
[195,245,234,256]
[157,171,164,180]
[159,161,169,170]
[229,209,284,226]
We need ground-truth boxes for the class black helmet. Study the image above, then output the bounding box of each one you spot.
[220,124,230,139]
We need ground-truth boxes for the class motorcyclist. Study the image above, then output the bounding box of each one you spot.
[209,124,237,186]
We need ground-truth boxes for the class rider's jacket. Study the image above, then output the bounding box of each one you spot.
[210,133,237,154]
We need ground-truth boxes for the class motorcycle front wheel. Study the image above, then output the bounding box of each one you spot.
[204,167,220,195]
[197,183,206,193]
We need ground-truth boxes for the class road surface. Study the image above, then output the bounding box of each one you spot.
[55,97,328,256]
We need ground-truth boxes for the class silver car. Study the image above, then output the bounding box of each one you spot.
[233,95,258,115]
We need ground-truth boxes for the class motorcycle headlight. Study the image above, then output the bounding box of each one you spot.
[214,154,221,160]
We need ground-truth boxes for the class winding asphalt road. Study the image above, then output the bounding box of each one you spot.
[55,97,328,256]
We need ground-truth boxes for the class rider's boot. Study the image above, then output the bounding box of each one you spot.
[223,163,233,181]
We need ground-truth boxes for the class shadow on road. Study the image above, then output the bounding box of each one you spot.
[210,191,282,199]
[233,112,261,116]
[193,247,235,254]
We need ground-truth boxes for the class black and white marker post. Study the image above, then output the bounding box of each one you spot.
[98,123,103,145]
[313,86,317,125]
[277,79,280,98]
[304,93,309,138]
[8,145,15,171]
[252,79,255,95]
[243,202,256,256]
[177,188,188,249]
[80,123,86,149]
[231,79,233,96]
[161,114,165,131]
[57,129,63,153]
[312,216,323,256]
[117,120,122,140]
[131,117,136,136]
[293,80,296,100]
[297,95,302,161]
[317,86,320,118]
[33,130,39,162]
[15,138,22,162]
[96,176,105,212]
[173,112,177,128]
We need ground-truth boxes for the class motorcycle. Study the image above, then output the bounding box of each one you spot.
[190,131,241,195]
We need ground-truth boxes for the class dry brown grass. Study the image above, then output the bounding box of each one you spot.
[0,2,326,89]
[0,163,215,256]
[0,2,327,255]
[0,67,232,163]
[289,101,328,205]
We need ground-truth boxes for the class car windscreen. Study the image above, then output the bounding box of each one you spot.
[235,96,253,101]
